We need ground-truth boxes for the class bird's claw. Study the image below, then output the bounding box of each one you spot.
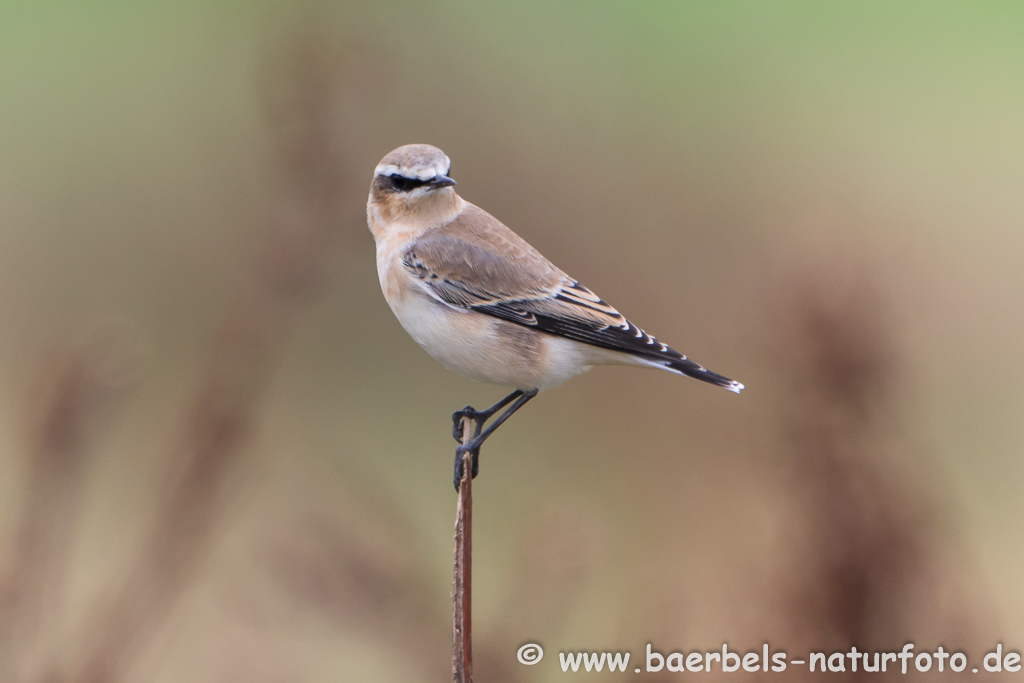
[452,442,481,491]
[452,406,478,442]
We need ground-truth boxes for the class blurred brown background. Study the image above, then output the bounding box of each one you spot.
[0,2,1022,681]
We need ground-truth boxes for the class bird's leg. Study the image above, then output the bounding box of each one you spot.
[452,390,523,489]
[452,389,538,490]
[451,390,524,442]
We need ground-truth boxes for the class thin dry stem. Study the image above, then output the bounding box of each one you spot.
[452,419,473,683]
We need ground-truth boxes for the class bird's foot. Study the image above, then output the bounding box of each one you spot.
[451,405,483,442]
[452,442,482,491]
[449,389,537,491]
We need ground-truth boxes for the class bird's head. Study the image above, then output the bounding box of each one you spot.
[368,144,461,231]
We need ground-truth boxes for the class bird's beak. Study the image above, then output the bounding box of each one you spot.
[428,175,457,189]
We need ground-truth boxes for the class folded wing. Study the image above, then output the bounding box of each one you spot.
[402,212,743,392]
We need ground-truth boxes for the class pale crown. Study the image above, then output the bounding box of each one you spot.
[374,144,451,182]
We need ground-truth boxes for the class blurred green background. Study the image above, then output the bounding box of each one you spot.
[1,2,1022,681]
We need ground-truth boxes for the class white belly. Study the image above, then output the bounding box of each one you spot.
[389,286,605,390]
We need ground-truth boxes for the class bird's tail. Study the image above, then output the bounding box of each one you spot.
[641,354,745,393]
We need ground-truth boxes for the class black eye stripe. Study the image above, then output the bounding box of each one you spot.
[389,174,428,192]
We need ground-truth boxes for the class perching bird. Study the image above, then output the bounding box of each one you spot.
[367,144,743,487]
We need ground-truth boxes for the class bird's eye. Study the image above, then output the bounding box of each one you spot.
[389,174,426,192]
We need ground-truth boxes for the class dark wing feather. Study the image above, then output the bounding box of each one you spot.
[475,296,743,391]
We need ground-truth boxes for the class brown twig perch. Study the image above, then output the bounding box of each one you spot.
[452,418,474,683]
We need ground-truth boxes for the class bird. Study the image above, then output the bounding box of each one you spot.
[366,144,743,488]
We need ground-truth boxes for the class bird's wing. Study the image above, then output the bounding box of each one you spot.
[400,204,743,391]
